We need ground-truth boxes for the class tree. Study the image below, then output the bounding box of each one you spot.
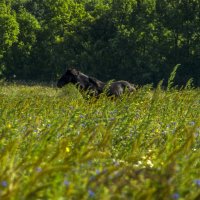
[3,6,41,79]
[30,0,93,80]
[0,0,19,76]
[155,0,200,85]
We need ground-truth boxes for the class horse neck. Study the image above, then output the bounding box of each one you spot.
[78,72,91,89]
[79,72,88,80]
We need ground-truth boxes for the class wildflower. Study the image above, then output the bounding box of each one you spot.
[66,147,70,153]
[146,159,154,168]
[7,124,11,129]
[88,189,95,198]
[37,127,42,132]
[109,117,115,121]
[142,156,147,160]
[1,181,7,187]
[192,148,197,152]
[36,167,42,173]
[166,124,170,129]
[113,160,119,166]
[69,106,74,110]
[134,161,143,168]
[194,179,200,187]
[189,121,195,126]
[194,133,199,138]
[172,122,177,126]
[64,180,70,186]
[162,131,167,135]
[155,128,159,133]
[172,193,180,199]
[137,161,142,165]
[81,123,86,127]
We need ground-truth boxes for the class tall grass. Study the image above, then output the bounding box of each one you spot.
[0,81,200,200]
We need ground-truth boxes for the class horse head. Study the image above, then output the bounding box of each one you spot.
[57,68,80,88]
[57,68,98,92]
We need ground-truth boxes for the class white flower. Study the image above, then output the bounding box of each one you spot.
[147,159,154,168]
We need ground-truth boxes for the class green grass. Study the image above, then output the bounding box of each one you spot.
[0,82,200,200]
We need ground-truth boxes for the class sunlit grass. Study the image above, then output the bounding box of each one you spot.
[0,81,200,200]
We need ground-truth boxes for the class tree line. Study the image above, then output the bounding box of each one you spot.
[0,0,200,86]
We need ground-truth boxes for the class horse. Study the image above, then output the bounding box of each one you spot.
[57,68,136,97]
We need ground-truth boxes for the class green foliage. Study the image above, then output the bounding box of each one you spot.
[0,0,200,85]
[0,1,19,57]
[4,7,41,79]
[0,0,19,77]
[0,84,200,199]
[16,8,41,51]
[167,64,180,91]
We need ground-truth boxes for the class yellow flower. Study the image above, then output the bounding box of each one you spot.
[7,124,12,128]
[155,129,159,133]
[66,147,70,153]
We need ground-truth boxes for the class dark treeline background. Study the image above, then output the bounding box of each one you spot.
[0,0,200,86]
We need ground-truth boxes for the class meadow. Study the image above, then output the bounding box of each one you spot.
[0,79,200,200]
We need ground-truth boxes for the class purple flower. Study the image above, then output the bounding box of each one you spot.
[172,193,180,199]
[189,121,195,126]
[113,160,120,166]
[88,189,95,198]
[1,181,7,187]
[96,170,100,175]
[194,179,200,186]
[64,180,70,186]
[81,123,86,127]
[36,167,42,172]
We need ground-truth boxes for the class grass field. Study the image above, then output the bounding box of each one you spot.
[0,80,200,200]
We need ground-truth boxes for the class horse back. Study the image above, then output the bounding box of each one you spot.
[108,81,136,97]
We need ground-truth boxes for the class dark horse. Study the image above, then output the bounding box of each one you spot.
[57,68,136,97]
